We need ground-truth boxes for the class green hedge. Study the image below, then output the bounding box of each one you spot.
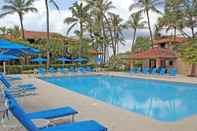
[0,63,97,74]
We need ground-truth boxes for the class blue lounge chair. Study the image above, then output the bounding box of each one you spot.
[3,91,78,121]
[160,68,166,76]
[6,76,22,81]
[79,67,86,73]
[58,67,65,73]
[0,75,36,91]
[86,66,94,72]
[68,66,75,72]
[0,76,36,97]
[136,67,141,73]
[7,97,107,131]
[170,68,177,76]
[48,67,57,74]
[151,68,158,75]
[130,67,137,73]
[26,107,78,121]
[37,68,46,77]
[143,67,149,75]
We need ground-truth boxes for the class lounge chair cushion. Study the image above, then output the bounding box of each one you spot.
[41,120,107,131]
[17,84,36,90]
[26,107,78,119]
[6,92,107,131]
[7,97,39,131]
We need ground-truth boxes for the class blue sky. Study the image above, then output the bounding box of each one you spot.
[49,0,78,10]
[0,0,77,10]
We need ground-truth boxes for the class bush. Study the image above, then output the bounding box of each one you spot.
[1,63,96,74]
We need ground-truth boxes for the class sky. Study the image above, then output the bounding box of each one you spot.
[0,0,163,54]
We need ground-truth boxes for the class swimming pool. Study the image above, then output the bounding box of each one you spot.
[41,75,197,122]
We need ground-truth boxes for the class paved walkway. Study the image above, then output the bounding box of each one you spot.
[0,72,197,131]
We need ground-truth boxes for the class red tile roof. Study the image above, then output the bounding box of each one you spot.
[153,36,186,45]
[131,48,177,60]
[24,31,64,39]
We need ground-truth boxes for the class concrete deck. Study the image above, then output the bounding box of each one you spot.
[1,72,197,131]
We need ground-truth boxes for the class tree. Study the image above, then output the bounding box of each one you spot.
[84,0,115,62]
[129,0,163,48]
[178,0,197,76]
[44,0,59,70]
[0,0,37,39]
[179,0,197,39]
[158,0,182,40]
[7,26,21,38]
[153,25,162,38]
[109,13,125,56]
[0,26,7,35]
[126,12,146,52]
[179,39,197,76]
[64,2,90,56]
[133,36,151,52]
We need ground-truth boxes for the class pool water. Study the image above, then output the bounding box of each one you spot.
[41,75,197,122]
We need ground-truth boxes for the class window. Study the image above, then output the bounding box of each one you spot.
[169,61,173,66]
[160,43,166,48]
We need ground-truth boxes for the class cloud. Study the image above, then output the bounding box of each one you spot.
[0,0,162,54]
[0,0,71,34]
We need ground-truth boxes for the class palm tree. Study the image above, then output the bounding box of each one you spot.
[7,26,21,38]
[158,0,182,41]
[0,0,37,39]
[84,0,115,62]
[109,13,125,55]
[44,0,59,70]
[154,25,162,38]
[126,12,146,52]
[64,2,90,56]
[129,0,162,48]
[180,0,197,39]
[0,26,7,35]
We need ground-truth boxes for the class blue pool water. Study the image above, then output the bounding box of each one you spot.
[41,75,197,122]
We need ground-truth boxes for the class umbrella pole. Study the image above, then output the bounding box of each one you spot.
[63,61,65,68]
[3,61,6,75]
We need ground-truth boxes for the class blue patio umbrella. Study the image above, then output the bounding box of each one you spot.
[56,57,72,68]
[0,54,18,74]
[3,48,40,56]
[0,39,40,56]
[73,57,87,62]
[57,57,72,62]
[31,57,47,64]
[96,56,102,63]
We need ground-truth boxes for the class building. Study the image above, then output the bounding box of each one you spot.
[24,31,65,43]
[130,36,197,75]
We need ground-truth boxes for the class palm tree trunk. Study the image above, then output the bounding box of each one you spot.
[190,64,196,77]
[174,27,176,41]
[146,10,154,48]
[45,0,50,71]
[101,19,107,63]
[191,26,195,39]
[18,13,25,40]
[172,27,176,45]
[103,15,115,56]
[79,21,83,56]
[131,29,136,52]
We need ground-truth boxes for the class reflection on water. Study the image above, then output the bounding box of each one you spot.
[42,76,197,122]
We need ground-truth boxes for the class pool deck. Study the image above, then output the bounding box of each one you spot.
[1,72,197,131]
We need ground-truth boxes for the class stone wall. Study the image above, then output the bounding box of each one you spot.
[176,58,197,75]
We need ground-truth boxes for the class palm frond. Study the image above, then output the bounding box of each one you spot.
[49,0,59,10]
[0,11,15,18]
[66,23,77,35]
[64,17,78,24]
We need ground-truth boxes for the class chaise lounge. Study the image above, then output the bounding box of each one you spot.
[6,93,107,131]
